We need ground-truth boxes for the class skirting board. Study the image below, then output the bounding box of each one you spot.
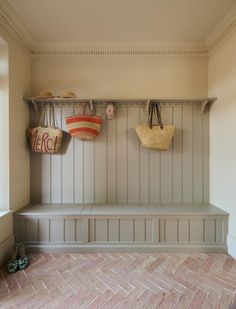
[0,235,14,266]
[26,244,227,254]
[227,234,236,259]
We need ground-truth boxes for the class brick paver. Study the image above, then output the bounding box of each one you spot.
[0,253,236,308]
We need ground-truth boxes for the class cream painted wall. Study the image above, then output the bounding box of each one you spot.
[31,56,209,204]
[208,31,236,258]
[8,42,31,210]
[0,31,31,211]
[31,56,208,98]
[31,56,209,207]
[0,43,9,210]
[0,26,31,264]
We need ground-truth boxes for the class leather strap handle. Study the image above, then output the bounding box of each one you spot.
[148,102,164,130]
[148,102,154,129]
[154,102,163,130]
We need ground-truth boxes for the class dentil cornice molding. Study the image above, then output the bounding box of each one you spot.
[0,0,236,57]
[31,48,208,57]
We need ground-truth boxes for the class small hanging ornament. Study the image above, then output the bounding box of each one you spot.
[106,103,116,120]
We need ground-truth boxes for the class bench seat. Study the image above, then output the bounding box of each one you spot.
[14,203,228,253]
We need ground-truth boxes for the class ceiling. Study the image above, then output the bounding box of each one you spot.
[7,0,236,42]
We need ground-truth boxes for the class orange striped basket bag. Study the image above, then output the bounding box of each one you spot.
[65,102,102,140]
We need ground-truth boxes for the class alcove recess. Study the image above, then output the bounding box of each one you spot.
[14,97,229,253]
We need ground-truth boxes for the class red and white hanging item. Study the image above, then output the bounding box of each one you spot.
[106,103,116,120]
[66,101,102,140]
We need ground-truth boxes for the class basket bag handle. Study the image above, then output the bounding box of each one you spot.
[79,102,92,115]
[39,106,46,127]
[148,102,163,130]
[48,104,58,128]
[39,104,57,128]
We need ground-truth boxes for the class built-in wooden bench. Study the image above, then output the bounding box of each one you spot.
[13,204,228,253]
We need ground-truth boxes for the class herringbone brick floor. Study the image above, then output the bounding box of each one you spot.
[0,253,236,308]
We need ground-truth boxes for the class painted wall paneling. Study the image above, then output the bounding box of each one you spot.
[30,104,209,205]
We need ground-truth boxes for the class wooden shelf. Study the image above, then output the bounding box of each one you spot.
[24,97,217,112]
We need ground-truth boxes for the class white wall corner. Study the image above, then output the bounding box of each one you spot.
[227,234,236,259]
[206,4,236,54]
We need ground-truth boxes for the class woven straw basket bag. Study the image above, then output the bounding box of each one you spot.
[136,102,175,150]
[27,105,63,153]
[66,102,102,140]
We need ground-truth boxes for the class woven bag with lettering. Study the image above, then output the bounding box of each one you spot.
[27,105,63,153]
